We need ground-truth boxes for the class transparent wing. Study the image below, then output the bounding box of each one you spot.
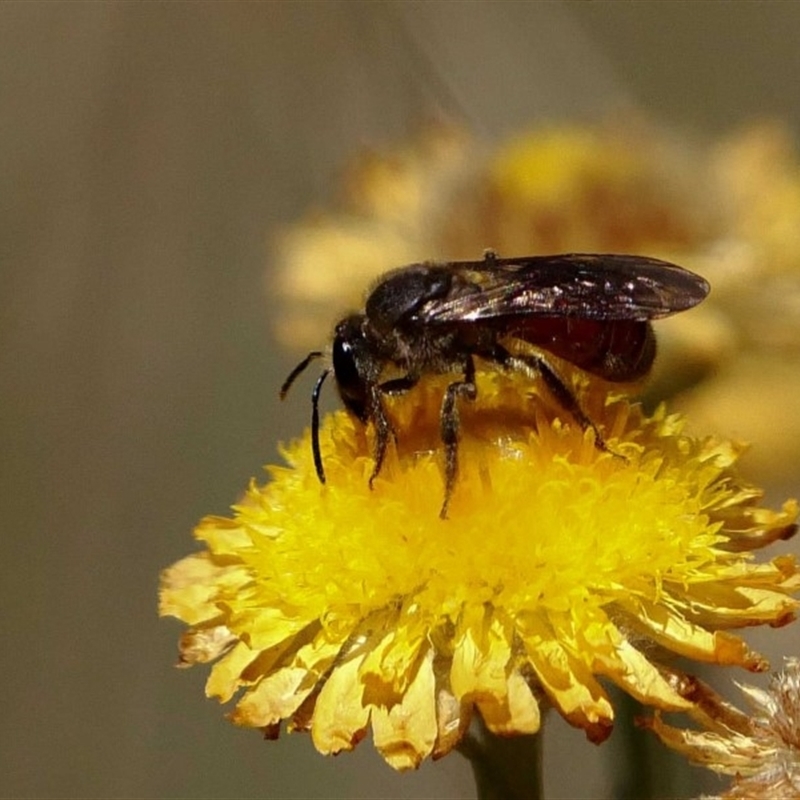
[422,254,709,323]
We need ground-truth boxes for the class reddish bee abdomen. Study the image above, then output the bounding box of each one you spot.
[512,317,656,382]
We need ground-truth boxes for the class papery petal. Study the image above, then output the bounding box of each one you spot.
[371,649,438,770]
[311,654,370,755]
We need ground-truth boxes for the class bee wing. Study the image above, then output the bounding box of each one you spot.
[423,254,709,323]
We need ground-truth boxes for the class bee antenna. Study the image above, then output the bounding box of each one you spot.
[310,368,331,484]
[280,351,323,399]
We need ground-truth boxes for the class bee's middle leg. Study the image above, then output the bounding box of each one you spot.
[439,355,477,519]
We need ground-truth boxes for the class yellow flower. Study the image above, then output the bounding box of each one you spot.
[644,659,800,799]
[160,370,799,770]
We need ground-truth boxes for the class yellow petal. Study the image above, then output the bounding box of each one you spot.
[360,625,426,706]
[715,498,799,551]
[450,612,512,706]
[159,553,251,625]
[669,581,798,629]
[230,666,313,728]
[225,606,310,652]
[371,649,438,770]
[205,640,256,700]
[311,653,370,755]
[644,713,758,774]
[194,515,254,553]
[595,638,693,711]
[176,625,237,668]
[519,616,613,742]
[619,597,769,670]
[477,671,541,736]
[432,680,469,759]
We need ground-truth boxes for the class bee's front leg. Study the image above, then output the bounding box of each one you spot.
[367,374,419,489]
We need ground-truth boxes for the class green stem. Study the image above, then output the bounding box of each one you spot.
[612,693,654,800]
[457,715,544,800]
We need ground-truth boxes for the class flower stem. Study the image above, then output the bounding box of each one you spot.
[457,716,544,800]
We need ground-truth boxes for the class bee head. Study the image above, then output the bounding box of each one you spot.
[332,314,373,423]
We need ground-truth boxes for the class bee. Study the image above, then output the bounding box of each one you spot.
[280,251,710,517]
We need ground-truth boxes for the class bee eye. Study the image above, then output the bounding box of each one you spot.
[332,335,358,384]
[332,331,368,422]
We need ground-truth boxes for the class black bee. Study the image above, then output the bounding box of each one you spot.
[280,251,709,517]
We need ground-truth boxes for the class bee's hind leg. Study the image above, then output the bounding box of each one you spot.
[487,345,611,452]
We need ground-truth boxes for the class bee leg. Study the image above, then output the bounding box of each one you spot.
[536,361,610,451]
[439,355,477,519]
[366,375,420,489]
[488,345,609,451]
[379,374,419,445]
[379,375,419,396]
[310,368,331,483]
[368,391,394,490]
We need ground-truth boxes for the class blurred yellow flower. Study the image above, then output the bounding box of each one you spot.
[270,122,716,355]
[644,659,800,799]
[269,120,800,483]
[160,371,798,770]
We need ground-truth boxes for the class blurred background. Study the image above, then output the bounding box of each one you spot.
[4,3,800,798]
